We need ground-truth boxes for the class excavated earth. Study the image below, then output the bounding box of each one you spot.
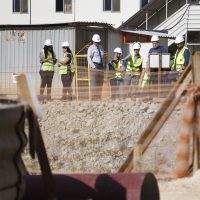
[22,97,200,200]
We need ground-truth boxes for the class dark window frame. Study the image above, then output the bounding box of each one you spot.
[56,0,72,13]
[103,0,120,12]
[13,0,28,13]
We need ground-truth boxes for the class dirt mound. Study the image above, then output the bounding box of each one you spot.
[23,98,182,174]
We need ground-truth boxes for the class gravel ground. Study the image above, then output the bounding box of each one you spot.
[22,98,200,200]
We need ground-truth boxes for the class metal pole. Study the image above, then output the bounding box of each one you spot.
[166,0,168,20]
[30,0,31,24]
[146,11,148,30]
[74,0,76,21]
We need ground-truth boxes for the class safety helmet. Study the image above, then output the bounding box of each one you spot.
[175,35,184,44]
[92,34,101,43]
[62,41,70,47]
[151,35,159,42]
[113,47,122,54]
[133,43,141,50]
[44,39,52,46]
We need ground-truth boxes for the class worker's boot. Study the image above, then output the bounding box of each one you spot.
[67,88,72,101]
[47,88,52,101]
[60,88,67,100]
[39,88,45,102]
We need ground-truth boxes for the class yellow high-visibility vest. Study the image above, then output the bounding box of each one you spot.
[126,54,142,76]
[172,46,189,71]
[59,53,74,75]
[41,49,55,71]
[110,60,124,79]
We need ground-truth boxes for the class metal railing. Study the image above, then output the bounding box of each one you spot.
[140,0,189,30]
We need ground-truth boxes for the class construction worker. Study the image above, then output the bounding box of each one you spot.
[57,41,74,100]
[122,42,142,97]
[39,39,57,101]
[141,35,167,86]
[87,34,104,100]
[108,47,126,99]
[170,35,191,80]
[123,42,143,85]
[149,35,167,54]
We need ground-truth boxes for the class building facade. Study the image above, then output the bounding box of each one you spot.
[0,0,147,28]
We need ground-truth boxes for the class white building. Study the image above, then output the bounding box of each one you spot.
[120,0,200,53]
[0,0,150,28]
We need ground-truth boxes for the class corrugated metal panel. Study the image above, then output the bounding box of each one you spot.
[0,27,75,90]
[107,31,122,61]
[119,0,186,29]
[75,28,107,55]
[0,28,75,72]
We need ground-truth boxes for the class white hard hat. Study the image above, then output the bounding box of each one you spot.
[175,35,184,44]
[92,34,101,42]
[133,43,141,50]
[62,41,70,47]
[151,35,159,42]
[113,47,122,54]
[44,39,52,46]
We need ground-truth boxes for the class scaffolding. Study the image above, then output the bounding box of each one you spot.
[75,54,91,100]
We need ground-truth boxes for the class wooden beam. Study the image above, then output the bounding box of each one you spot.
[119,64,192,172]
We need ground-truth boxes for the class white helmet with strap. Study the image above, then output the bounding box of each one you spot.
[133,42,141,50]
[44,39,52,46]
[92,34,101,42]
[62,41,70,47]
[151,35,159,42]
[113,47,122,54]
[175,35,184,44]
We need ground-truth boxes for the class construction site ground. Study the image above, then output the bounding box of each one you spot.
[21,97,200,200]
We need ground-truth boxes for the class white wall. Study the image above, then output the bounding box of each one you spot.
[0,0,140,28]
[0,0,30,24]
[75,0,140,27]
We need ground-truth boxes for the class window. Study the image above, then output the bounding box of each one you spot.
[56,0,72,13]
[13,0,28,13]
[188,31,200,43]
[141,0,149,8]
[103,0,120,12]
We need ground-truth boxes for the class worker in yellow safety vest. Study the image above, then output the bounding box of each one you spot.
[39,39,57,101]
[123,42,143,86]
[122,42,143,96]
[108,47,126,99]
[57,41,74,100]
[170,35,191,80]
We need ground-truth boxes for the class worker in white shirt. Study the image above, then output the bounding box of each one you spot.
[87,34,104,100]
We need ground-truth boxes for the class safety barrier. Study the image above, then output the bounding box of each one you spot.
[0,70,176,100]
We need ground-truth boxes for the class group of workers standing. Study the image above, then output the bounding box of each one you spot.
[87,33,191,99]
[39,32,191,101]
[39,39,74,101]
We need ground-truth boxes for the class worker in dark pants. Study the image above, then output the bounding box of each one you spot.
[87,34,104,100]
[57,41,74,100]
[123,42,143,97]
[39,39,56,101]
[108,47,125,99]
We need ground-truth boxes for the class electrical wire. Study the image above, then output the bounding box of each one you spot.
[164,4,191,31]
